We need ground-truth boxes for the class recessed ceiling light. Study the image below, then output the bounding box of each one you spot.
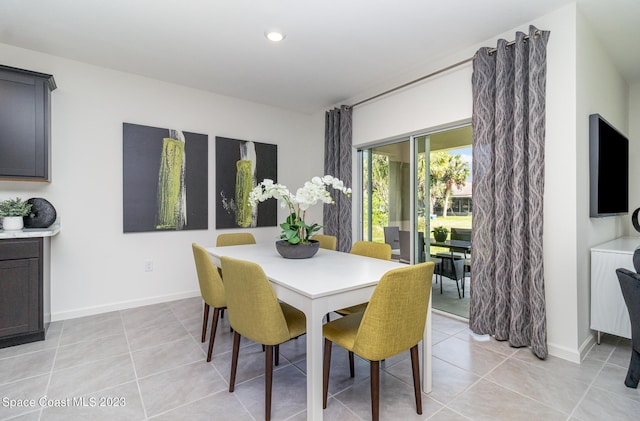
[265,31,285,42]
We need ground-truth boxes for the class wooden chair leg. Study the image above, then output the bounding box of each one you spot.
[220,308,225,319]
[201,303,210,342]
[323,338,332,409]
[265,345,273,421]
[229,331,241,392]
[206,307,220,362]
[370,360,380,421]
[275,344,280,366]
[410,345,422,414]
[348,351,355,377]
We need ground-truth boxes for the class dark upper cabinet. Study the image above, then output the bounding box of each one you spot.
[0,65,56,181]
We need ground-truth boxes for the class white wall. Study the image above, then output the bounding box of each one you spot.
[631,83,640,227]
[350,4,584,361]
[575,11,630,355]
[0,43,324,320]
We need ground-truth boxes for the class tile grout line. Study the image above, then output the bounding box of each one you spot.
[566,341,616,420]
[37,320,66,421]
[120,309,150,420]
[475,350,595,418]
[168,300,257,420]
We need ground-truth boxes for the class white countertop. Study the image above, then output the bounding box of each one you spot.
[0,223,60,239]
[591,236,640,254]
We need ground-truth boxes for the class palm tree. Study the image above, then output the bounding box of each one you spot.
[430,152,470,217]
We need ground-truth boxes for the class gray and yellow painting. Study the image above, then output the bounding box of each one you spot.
[123,123,208,233]
[215,136,277,229]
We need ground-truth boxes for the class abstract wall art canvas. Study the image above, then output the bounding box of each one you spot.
[215,136,277,229]
[123,123,208,233]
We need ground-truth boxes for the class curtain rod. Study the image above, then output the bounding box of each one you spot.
[349,30,540,109]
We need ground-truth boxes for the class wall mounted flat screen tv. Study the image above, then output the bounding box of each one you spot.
[589,113,629,217]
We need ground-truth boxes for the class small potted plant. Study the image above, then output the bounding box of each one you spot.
[432,226,449,242]
[0,197,33,231]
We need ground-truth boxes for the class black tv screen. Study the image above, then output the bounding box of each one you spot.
[589,113,629,217]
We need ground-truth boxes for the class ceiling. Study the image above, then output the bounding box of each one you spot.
[0,0,637,114]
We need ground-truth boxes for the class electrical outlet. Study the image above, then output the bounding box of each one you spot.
[144,259,153,272]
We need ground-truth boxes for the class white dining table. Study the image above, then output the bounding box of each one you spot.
[206,243,432,421]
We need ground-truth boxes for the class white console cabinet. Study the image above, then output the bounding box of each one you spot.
[590,237,640,342]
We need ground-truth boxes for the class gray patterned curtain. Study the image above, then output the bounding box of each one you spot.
[470,26,550,359]
[324,105,352,252]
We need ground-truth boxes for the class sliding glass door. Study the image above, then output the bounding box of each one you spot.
[358,122,473,317]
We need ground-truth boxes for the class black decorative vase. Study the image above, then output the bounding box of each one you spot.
[24,198,57,228]
[275,240,320,259]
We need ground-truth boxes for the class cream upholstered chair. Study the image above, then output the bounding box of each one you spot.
[323,262,434,421]
[335,241,392,316]
[311,234,337,251]
[221,256,306,421]
[192,243,227,362]
[216,232,256,247]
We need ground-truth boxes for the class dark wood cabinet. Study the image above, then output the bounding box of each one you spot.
[0,238,46,348]
[0,65,56,181]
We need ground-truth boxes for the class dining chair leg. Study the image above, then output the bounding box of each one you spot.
[201,303,210,342]
[348,351,355,378]
[440,264,443,294]
[275,344,280,366]
[206,307,220,362]
[323,338,332,409]
[410,345,422,414]
[229,331,241,392]
[265,345,273,421]
[220,308,225,319]
[370,360,380,421]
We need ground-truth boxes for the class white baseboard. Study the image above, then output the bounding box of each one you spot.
[547,340,584,364]
[578,333,597,361]
[51,290,201,322]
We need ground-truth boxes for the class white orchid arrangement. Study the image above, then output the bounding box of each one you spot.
[249,175,351,245]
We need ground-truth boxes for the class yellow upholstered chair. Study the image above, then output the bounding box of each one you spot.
[214,233,256,326]
[216,232,256,247]
[350,241,392,260]
[322,262,434,421]
[221,256,306,421]
[311,234,337,251]
[335,241,392,317]
[192,243,227,362]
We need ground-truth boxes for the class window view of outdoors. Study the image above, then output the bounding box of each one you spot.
[426,146,472,237]
[361,126,472,318]
[363,145,472,242]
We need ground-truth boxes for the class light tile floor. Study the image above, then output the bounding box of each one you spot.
[1,297,639,420]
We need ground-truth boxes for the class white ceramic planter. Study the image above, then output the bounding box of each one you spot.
[2,216,24,231]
